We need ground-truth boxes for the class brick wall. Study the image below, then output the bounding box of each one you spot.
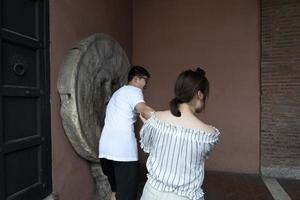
[261,0,300,171]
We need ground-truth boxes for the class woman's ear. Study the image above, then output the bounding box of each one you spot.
[197,90,204,100]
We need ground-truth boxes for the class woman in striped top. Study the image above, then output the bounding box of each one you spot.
[140,68,220,200]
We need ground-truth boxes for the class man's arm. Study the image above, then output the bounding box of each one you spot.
[135,102,154,120]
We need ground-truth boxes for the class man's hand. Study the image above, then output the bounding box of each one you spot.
[135,102,154,121]
[139,113,146,123]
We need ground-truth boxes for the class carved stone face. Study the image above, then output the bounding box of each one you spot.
[57,33,130,200]
[57,33,130,161]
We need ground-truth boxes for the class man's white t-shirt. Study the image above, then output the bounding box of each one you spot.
[98,85,144,161]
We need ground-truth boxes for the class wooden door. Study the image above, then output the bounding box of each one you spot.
[0,0,51,199]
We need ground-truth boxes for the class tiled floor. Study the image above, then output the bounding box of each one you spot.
[203,171,273,200]
[277,178,300,200]
[137,171,300,200]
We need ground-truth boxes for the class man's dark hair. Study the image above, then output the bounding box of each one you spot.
[128,65,151,82]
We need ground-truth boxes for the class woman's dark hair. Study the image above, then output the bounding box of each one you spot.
[169,67,209,117]
[128,65,151,82]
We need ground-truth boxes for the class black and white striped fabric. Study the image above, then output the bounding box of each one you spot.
[140,114,220,200]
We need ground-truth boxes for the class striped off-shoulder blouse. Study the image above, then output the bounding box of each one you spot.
[140,114,220,200]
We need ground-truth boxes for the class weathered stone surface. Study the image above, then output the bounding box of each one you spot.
[91,163,111,200]
[43,193,58,200]
[57,33,130,199]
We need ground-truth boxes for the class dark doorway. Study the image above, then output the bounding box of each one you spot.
[0,0,51,199]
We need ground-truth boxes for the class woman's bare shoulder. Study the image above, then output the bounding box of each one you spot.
[154,111,218,134]
[194,119,218,134]
[154,110,176,121]
[155,110,171,117]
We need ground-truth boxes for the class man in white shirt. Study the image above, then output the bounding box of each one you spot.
[99,66,153,200]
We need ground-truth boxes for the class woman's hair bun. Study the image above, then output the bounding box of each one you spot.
[195,67,206,76]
